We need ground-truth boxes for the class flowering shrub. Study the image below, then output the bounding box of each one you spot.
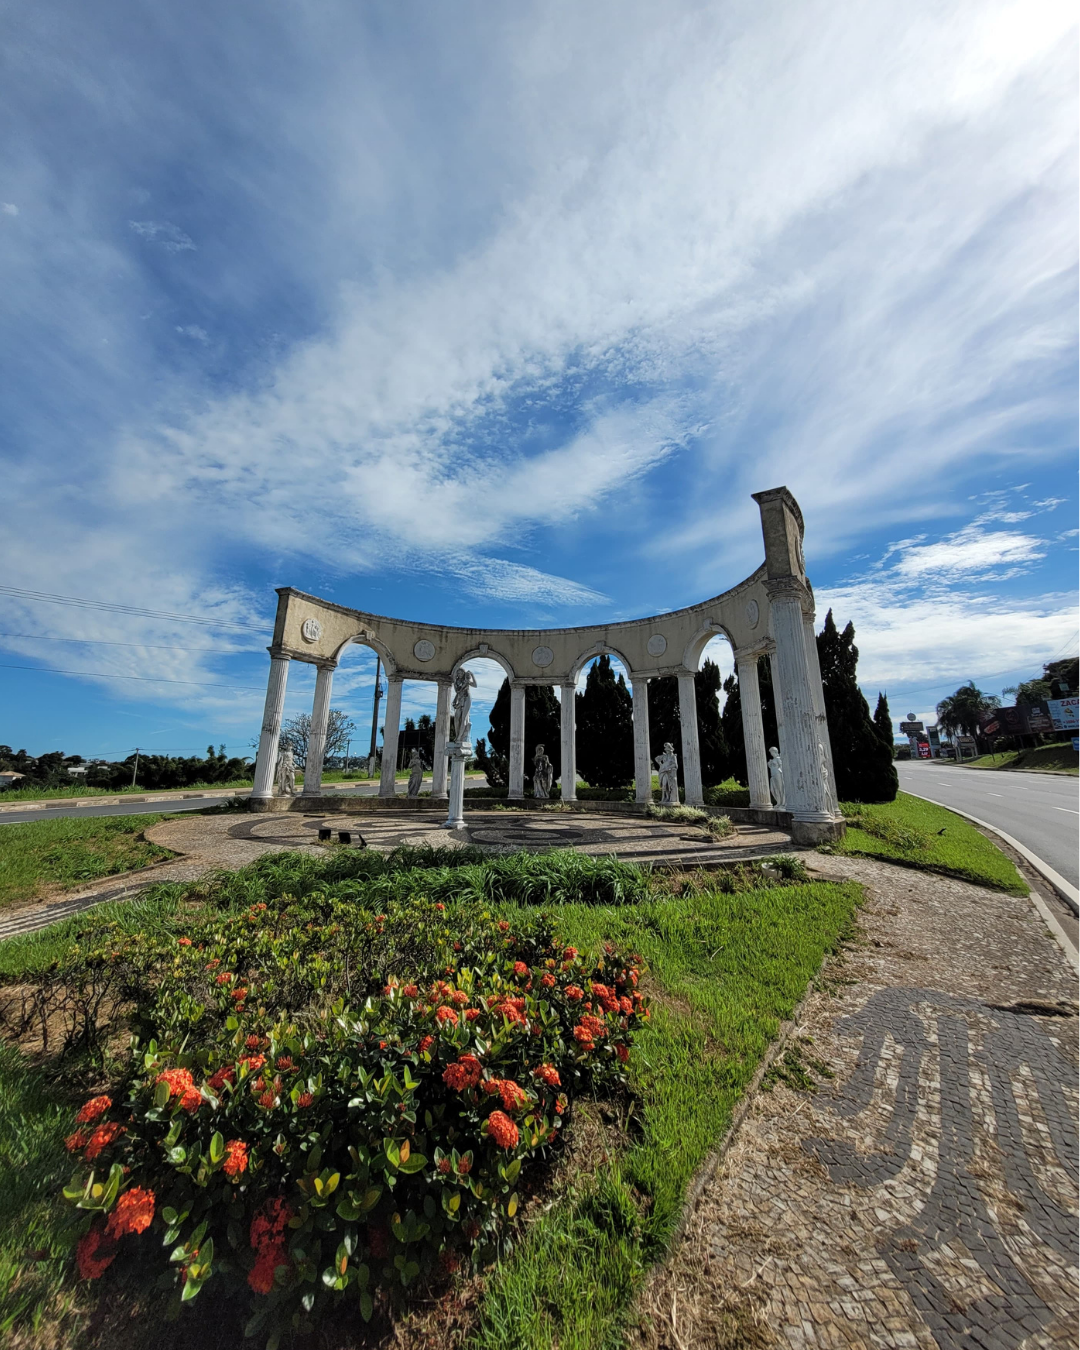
[61,894,647,1343]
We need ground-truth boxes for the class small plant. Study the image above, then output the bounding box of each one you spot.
[843,807,930,854]
[644,804,734,839]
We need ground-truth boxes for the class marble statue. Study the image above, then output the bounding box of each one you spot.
[451,667,477,743]
[406,749,425,798]
[655,742,679,805]
[274,746,297,796]
[532,743,554,799]
[818,742,831,803]
[768,746,784,807]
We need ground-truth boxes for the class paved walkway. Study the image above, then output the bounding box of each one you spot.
[634,855,1078,1350]
[0,809,795,941]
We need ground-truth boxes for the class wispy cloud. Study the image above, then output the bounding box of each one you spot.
[128,220,196,252]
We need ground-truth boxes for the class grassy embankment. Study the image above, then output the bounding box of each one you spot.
[828,791,1027,894]
[0,814,174,909]
[961,741,1078,775]
[0,849,858,1350]
[0,780,255,803]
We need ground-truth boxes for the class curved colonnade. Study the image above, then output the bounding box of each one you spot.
[251,487,845,843]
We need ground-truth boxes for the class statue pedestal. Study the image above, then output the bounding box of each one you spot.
[444,740,471,829]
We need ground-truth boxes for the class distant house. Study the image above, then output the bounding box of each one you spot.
[0,771,25,789]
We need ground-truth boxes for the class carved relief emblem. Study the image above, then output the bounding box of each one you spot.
[531,645,554,668]
[413,639,436,662]
[746,600,760,629]
[300,618,322,644]
[646,634,667,656]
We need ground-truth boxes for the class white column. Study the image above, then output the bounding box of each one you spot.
[508,685,526,798]
[769,648,789,777]
[301,663,335,796]
[677,671,704,806]
[631,676,652,803]
[560,682,577,801]
[736,652,772,809]
[379,677,403,797]
[431,681,451,798]
[767,582,837,825]
[802,611,838,812]
[252,654,290,799]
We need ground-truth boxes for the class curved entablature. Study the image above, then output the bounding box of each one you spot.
[271,560,771,685]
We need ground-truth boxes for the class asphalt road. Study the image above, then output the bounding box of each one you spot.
[897,762,1079,889]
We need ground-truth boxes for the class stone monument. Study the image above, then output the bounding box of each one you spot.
[655,742,679,805]
[406,749,425,798]
[768,746,785,807]
[532,743,554,799]
[273,746,297,796]
[444,668,478,829]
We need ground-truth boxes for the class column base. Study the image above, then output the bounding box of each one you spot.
[789,817,847,846]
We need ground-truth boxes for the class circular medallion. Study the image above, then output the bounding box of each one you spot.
[413,639,436,662]
[300,618,322,644]
[531,645,554,668]
[745,600,760,629]
[646,634,667,657]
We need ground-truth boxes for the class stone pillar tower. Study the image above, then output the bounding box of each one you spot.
[752,488,845,844]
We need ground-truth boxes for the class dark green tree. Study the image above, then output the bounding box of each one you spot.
[817,611,897,802]
[935,681,1000,738]
[648,676,681,783]
[695,659,730,786]
[720,658,779,785]
[872,692,893,749]
[576,655,634,788]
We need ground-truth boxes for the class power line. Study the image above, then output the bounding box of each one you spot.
[0,663,262,691]
[0,586,269,633]
[0,632,262,655]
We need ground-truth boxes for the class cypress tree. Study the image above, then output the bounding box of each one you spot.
[576,655,634,788]
[695,659,730,786]
[648,676,682,785]
[816,611,898,803]
[872,692,893,750]
[720,658,779,786]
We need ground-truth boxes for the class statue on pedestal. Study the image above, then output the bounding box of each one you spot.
[655,742,679,805]
[532,744,554,799]
[274,747,297,796]
[768,746,785,807]
[406,749,425,798]
[451,667,477,744]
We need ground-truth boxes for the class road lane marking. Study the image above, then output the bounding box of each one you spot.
[985,793,1004,797]
[1054,807,1079,815]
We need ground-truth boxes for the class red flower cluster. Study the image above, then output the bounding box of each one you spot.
[565,985,584,1002]
[534,1063,561,1087]
[495,1079,529,1112]
[76,1226,117,1280]
[248,1197,293,1294]
[106,1186,155,1238]
[297,1091,314,1109]
[540,972,556,988]
[75,1095,112,1125]
[223,1139,249,1177]
[208,1064,236,1092]
[590,983,621,1013]
[573,1014,606,1052]
[239,1054,266,1074]
[417,1035,435,1054]
[156,1067,201,1112]
[486,1110,519,1150]
[512,961,529,976]
[442,1055,482,1091]
[85,1122,125,1160]
[177,937,192,947]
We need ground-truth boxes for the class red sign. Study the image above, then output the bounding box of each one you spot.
[917,742,932,759]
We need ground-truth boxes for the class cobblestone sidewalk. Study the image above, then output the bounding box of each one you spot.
[633,856,1078,1350]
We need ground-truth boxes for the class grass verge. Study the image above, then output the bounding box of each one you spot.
[470,877,859,1350]
[0,780,254,804]
[0,814,173,909]
[961,742,1078,775]
[828,792,1027,895]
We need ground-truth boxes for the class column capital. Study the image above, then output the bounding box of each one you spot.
[734,639,775,662]
[267,646,292,661]
[763,576,811,603]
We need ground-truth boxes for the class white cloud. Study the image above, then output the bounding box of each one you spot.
[2,203,17,216]
[888,526,1046,581]
[128,220,196,252]
[176,325,209,343]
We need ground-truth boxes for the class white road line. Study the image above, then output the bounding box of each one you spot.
[1054,807,1079,815]
[985,792,1004,797]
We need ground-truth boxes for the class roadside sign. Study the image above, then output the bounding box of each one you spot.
[917,742,932,759]
[1048,697,1079,731]
[899,720,924,734]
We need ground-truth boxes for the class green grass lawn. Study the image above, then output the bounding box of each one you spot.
[0,814,173,909]
[961,741,1078,775]
[0,850,858,1350]
[830,792,1027,895]
[0,779,254,803]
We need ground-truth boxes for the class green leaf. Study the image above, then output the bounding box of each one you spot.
[396,1153,427,1175]
[358,1291,374,1322]
[161,1206,178,1225]
[503,1158,522,1184]
[335,1197,362,1222]
[209,1132,224,1164]
[154,1080,170,1109]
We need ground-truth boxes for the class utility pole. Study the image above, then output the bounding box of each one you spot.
[131,748,140,788]
[368,656,382,772]
[343,739,351,775]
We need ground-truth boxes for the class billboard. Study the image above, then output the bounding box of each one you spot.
[1047,697,1079,732]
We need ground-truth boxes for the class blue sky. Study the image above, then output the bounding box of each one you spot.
[1,0,1076,761]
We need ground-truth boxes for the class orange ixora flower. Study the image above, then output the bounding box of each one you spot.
[155,1067,194,1098]
[208,1065,236,1092]
[497,1079,529,1113]
[534,1064,561,1088]
[105,1186,155,1239]
[85,1122,124,1160]
[486,1111,519,1150]
[76,1095,112,1125]
[435,1006,459,1027]
[222,1139,249,1177]
[76,1226,117,1280]
[296,1092,314,1109]
[442,1055,482,1091]
[65,1128,90,1153]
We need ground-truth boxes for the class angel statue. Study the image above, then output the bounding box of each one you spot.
[451,667,477,744]
[274,746,297,796]
[532,744,554,799]
[655,742,679,805]
[406,749,425,798]
[768,746,784,807]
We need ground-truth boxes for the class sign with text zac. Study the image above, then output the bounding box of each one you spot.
[1047,697,1079,731]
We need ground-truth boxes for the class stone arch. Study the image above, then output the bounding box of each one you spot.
[331,630,397,675]
[450,647,517,682]
[681,619,736,674]
[568,641,635,684]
